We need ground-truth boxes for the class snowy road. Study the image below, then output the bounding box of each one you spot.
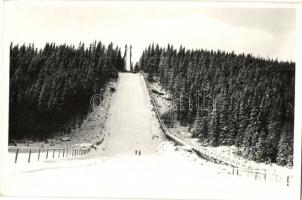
[3,73,295,200]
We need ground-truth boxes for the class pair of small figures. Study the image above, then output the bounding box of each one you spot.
[135,150,141,156]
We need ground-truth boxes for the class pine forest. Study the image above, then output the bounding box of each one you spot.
[9,42,124,141]
[138,44,295,166]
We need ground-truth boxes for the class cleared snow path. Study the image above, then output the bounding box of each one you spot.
[2,73,295,200]
[100,73,160,156]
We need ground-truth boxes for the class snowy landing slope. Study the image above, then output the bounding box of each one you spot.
[100,73,162,156]
[2,73,296,200]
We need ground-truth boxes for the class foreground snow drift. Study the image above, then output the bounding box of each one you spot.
[4,153,295,200]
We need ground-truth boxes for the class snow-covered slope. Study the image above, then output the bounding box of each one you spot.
[99,73,162,156]
[2,73,296,200]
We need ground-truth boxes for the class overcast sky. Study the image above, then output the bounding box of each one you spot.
[4,1,296,63]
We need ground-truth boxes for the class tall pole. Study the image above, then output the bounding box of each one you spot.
[130,45,132,72]
[123,45,127,71]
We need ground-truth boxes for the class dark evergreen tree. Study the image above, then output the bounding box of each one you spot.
[208,108,220,147]
[192,109,208,142]
[255,130,268,162]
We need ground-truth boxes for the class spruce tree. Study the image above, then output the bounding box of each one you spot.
[218,90,230,145]
[192,109,208,142]
[208,108,220,147]
[277,130,289,166]
[255,130,267,162]
[236,101,248,147]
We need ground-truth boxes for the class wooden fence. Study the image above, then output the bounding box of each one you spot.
[9,145,93,164]
[142,72,293,187]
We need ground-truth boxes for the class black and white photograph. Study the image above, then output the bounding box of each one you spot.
[0,1,301,200]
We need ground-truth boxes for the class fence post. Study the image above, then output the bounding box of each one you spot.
[287,176,290,186]
[46,149,49,159]
[15,148,19,163]
[63,150,65,158]
[28,149,32,163]
[53,149,55,158]
[264,172,266,181]
[38,149,41,161]
[66,149,68,157]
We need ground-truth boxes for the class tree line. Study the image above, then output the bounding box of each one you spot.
[9,41,124,141]
[138,44,295,167]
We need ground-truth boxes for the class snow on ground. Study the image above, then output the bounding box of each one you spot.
[148,78,293,180]
[4,152,296,200]
[96,73,164,157]
[2,73,296,200]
